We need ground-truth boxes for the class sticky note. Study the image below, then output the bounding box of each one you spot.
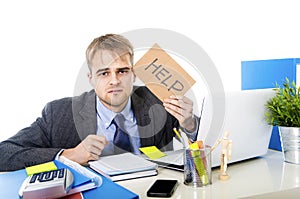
[139,146,166,160]
[25,161,57,176]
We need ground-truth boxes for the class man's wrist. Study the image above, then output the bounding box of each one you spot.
[182,116,197,133]
[180,115,199,141]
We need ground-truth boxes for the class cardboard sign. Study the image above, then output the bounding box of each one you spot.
[134,43,195,101]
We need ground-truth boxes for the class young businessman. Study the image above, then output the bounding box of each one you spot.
[0,33,199,171]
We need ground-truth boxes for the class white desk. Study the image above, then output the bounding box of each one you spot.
[117,150,300,199]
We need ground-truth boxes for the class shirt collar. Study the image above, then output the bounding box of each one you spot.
[96,96,134,128]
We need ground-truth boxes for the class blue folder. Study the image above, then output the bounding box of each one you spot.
[0,160,139,199]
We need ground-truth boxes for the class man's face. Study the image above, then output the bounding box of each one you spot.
[88,50,135,112]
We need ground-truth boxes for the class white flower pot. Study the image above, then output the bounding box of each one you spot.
[278,126,300,164]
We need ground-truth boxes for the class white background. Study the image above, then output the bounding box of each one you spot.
[1,0,300,141]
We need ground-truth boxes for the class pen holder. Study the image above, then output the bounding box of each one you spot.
[183,146,212,187]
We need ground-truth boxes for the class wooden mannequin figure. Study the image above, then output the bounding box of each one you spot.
[211,131,232,180]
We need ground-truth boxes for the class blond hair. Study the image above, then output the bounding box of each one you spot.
[86,34,134,71]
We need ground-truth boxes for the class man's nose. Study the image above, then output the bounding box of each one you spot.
[109,72,121,85]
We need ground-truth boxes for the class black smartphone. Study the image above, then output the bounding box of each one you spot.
[146,179,178,197]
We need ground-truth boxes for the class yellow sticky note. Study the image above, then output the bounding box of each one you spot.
[139,146,166,160]
[25,161,57,176]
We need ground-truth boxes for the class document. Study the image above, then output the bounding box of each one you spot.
[89,153,158,181]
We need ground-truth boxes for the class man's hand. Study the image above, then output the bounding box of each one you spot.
[60,135,107,165]
[163,95,196,132]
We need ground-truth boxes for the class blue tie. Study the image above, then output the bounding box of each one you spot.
[113,114,131,154]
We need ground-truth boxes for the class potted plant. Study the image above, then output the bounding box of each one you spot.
[265,77,300,164]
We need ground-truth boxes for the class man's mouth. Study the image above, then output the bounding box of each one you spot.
[107,89,123,94]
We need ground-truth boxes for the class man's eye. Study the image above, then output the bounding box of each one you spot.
[99,72,108,76]
[119,69,130,74]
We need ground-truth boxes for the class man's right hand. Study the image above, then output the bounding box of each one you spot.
[60,135,107,165]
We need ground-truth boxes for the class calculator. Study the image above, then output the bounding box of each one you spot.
[19,168,74,199]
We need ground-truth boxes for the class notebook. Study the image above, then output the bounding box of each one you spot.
[151,88,276,169]
[89,152,158,181]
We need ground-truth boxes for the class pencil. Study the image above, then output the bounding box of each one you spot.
[173,128,188,148]
[173,128,182,139]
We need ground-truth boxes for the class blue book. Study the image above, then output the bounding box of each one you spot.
[0,160,139,199]
[241,58,300,151]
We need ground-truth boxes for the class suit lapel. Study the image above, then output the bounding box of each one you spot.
[132,87,171,149]
[131,89,155,147]
[73,90,97,140]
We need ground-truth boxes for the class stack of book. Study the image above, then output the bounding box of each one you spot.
[89,153,158,181]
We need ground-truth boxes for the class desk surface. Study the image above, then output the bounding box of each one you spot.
[117,150,300,199]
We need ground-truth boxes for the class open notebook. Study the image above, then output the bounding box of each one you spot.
[150,88,275,170]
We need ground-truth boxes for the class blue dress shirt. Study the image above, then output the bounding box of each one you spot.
[96,97,141,156]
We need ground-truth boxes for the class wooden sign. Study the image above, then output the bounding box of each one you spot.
[134,43,195,101]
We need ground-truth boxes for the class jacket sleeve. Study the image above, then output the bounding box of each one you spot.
[0,100,80,171]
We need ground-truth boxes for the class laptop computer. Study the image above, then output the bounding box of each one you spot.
[151,88,276,170]
[208,88,276,167]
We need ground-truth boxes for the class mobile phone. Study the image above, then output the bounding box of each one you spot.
[146,179,178,197]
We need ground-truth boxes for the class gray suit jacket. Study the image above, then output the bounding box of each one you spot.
[0,86,188,171]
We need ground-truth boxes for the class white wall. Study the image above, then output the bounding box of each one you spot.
[1,0,300,141]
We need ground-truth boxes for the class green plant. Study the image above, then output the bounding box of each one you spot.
[265,78,300,127]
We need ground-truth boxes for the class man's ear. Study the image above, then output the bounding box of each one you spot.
[87,72,94,87]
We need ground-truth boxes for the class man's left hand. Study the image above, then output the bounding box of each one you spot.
[163,95,196,132]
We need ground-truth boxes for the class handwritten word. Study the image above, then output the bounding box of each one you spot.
[145,58,184,92]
